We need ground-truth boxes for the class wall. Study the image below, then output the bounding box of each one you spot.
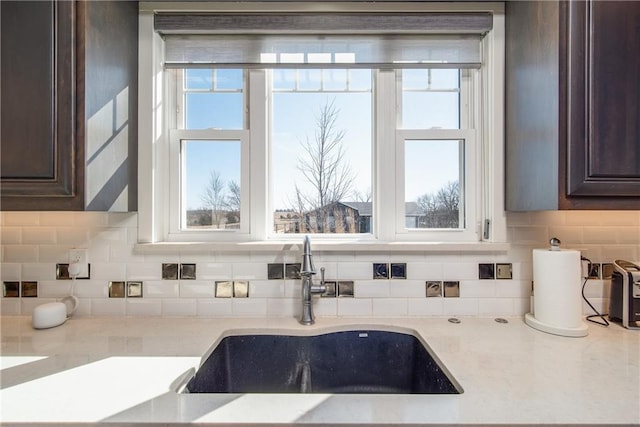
[1,211,638,318]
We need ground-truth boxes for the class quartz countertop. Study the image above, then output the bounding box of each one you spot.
[1,315,639,426]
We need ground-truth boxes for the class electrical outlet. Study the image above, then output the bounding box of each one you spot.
[581,260,590,279]
[69,248,90,278]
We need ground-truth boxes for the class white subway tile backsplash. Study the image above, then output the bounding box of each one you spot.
[231,299,267,316]
[197,262,233,280]
[283,280,299,298]
[74,298,92,317]
[144,281,179,298]
[406,262,443,280]
[1,263,21,280]
[38,245,71,263]
[37,280,73,298]
[3,246,38,263]
[266,298,297,317]
[126,263,161,280]
[110,242,144,263]
[442,298,478,316]
[495,280,531,298]
[1,227,21,244]
[197,299,232,317]
[478,298,514,316]
[3,212,40,226]
[107,212,138,228]
[460,281,496,298]
[249,280,284,298]
[547,226,584,244]
[1,210,637,319]
[389,280,426,298]
[1,299,21,315]
[91,263,127,281]
[89,299,126,316]
[315,262,337,280]
[582,298,609,315]
[337,298,372,316]
[616,227,640,245]
[514,298,530,316]
[55,227,88,246]
[442,262,478,281]
[582,279,609,299]
[315,298,338,316]
[231,262,266,280]
[126,299,162,316]
[372,299,408,316]
[72,280,108,298]
[20,263,54,281]
[73,212,109,227]
[162,299,197,316]
[21,298,56,315]
[40,212,75,226]
[601,246,638,263]
[92,227,128,243]
[408,298,444,316]
[22,227,57,244]
[337,262,372,280]
[180,281,215,298]
[355,281,390,298]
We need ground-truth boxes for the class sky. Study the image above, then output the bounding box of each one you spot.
[181,68,461,211]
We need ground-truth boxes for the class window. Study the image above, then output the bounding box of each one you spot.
[138,3,506,246]
[271,69,372,235]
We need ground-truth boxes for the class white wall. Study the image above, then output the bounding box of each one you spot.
[1,210,638,318]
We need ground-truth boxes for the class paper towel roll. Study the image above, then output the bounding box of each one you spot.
[525,248,588,337]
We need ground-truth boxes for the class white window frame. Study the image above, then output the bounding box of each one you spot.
[137,2,507,250]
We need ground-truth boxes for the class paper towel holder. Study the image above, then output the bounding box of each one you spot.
[525,243,589,338]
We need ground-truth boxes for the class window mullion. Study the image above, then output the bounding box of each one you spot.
[249,69,268,240]
[375,69,397,241]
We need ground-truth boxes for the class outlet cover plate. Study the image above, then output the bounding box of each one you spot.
[69,249,90,279]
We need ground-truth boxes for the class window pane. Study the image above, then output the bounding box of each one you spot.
[405,140,462,229]
[214,69,243,90]
[184,69,244,130]
[272,69,373,234]
[401,69,460,129]
[186,69,212,90]
[183,140,241,230]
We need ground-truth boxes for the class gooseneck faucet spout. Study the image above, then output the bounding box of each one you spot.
[300,235,326,325]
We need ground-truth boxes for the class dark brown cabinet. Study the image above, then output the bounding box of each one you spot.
[1,1,85,210]
[506,0,640,210]
[1,1,138,211]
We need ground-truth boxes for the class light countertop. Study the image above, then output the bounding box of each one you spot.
[1,315,639,426]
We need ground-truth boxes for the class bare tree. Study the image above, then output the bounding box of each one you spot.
[352,188,372,203]
[201,171,226,228]
[225,180,241,226]
[296,99,354,233]
[416,181,460,228]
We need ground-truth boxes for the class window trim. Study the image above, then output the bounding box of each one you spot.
[137,2,507,249]
[395,129,478,241]
[168,129,251,240]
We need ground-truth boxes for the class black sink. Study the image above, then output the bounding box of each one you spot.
[184,329,462,394]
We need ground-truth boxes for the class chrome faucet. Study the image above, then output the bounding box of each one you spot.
[300,235,326,325]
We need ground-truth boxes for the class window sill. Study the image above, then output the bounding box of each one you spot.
[134,240,509,254]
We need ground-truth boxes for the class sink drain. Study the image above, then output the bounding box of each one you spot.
[494,318,508,324]
[448,317,461,324]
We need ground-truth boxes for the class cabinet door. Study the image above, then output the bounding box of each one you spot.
[0,1,84,210]
[565,0,640,199]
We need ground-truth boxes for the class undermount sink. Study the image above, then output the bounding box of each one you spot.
[180,328,462,394]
